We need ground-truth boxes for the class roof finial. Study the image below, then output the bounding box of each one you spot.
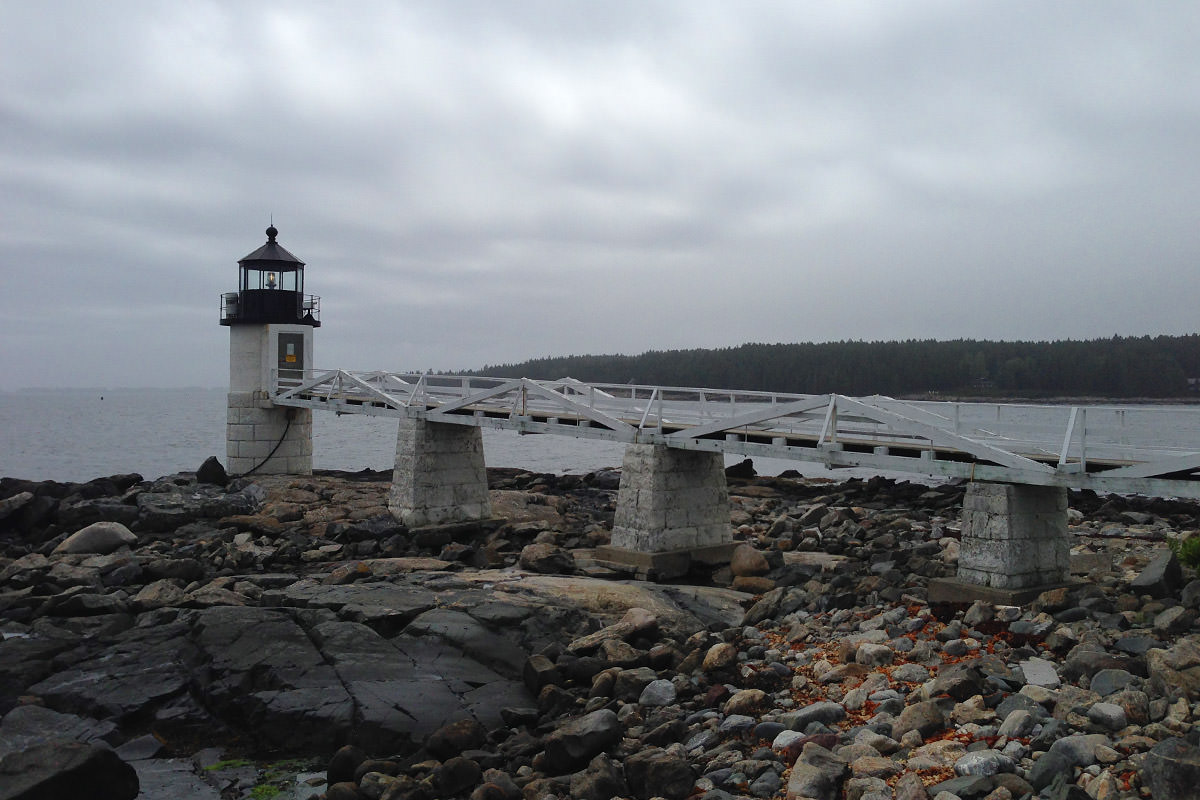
[266,215,278,242]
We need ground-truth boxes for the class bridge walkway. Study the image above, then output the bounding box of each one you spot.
[270,370,1200,500]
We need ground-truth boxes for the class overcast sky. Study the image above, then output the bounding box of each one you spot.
[3,1,1200,390]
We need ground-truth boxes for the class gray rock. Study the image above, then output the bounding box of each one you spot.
[1182,578,1200,609]
[1045,733,1111,768]
[1143,737,1200,800]
[1062,643,1137,681]
[928,773,997,799]
[403,607,529,678]
[623,746,694,800]
[1154,605,1197,635]
[785,743,848,800]
[781,701,847,731]
[135,482,263,531]
[195,456,228,486]
[543,709,622,774]
[892,663,930,683]
[131,758,221,800]
[570,753,627,800]
[639,678,677,707]
[718,714,757,736]
[892,699,947,740]
[1086,702,1127,731]
[855,642,893,666]
[1027,748,1071,792]
[1088,668,1134,697]
[893,771,931,800]
[0,740,139,800]
[1131,549,1183,599]
[30,621,189,721]
[518,543,575,574]
[749,768,782,797]
[0,705,117,761]
[54,497,140,529]
[1147,639,1200,700]
[435,756,482,797]
[730,544,770,577]
[1018,656,1061,689]
[53,521,137,555]
[613,666,658,701]
[132,579,187,610]
[312,617,531,750]
[928,663,986,701]
[0,491,33,522]
[996,709,1035,738]
[953,749,1015,777]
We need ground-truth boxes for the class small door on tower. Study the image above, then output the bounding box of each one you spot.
[278,332,305,386]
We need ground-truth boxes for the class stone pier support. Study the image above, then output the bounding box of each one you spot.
[226,391,313,476]
[388,417,491,528]
[594,444,734,580]
[929,482,1071,604]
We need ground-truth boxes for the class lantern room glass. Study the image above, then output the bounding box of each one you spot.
[242,266,302,293]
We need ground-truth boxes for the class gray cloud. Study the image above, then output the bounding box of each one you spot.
[3,0,1200,389]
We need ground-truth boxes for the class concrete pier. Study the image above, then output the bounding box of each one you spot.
[388,417,491,527]
[930,481,1071,604]
[595,444,734,579]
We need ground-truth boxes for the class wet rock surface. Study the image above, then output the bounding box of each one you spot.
[2,465,1200,799]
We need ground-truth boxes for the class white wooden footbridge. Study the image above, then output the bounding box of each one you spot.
[271,369,1200,501]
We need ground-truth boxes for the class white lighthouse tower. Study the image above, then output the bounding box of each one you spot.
[219,225,320,475]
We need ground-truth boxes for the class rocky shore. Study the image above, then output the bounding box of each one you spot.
[1,459,1199,800]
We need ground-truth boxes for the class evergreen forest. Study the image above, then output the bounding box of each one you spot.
[472,335,1200,399]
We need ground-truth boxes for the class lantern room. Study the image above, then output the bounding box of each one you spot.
[220,225,320,327]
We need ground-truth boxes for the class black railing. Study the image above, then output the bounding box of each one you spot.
[220,291,321,326]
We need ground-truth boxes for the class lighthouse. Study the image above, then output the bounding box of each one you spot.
[219,225,320,475]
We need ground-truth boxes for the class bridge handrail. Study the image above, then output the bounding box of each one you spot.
[269,369,1200,495]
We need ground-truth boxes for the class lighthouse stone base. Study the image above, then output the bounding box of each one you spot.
[226,391,313,476]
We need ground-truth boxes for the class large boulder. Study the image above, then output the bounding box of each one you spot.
[52,522,136,555]
[542,709,621,774]
[135,481,265,531]
[518,543,575,574]
[0,740,138,800]
[623,747,694,800]
[570,753,628,800]
[1130,549,1183,598]
[1147,639,1200,700]
[195,456,228,486]
[785,743,848,800]
[186,605,532,754]
[1143,737,1200,800]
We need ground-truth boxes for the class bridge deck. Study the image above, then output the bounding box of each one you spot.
[270,370,1200,499]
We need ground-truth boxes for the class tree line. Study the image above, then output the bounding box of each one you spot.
[470,335,1200,398]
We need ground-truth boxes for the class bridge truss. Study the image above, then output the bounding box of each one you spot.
[271,370,1200,499]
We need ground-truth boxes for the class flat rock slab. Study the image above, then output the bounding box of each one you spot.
[0,705,117,761]
[29,621,192,721]
[131,758,222,800]
[264,580,438,633]
[447,570,750,636]
[404,608,530,679]
[187,605,532,754]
